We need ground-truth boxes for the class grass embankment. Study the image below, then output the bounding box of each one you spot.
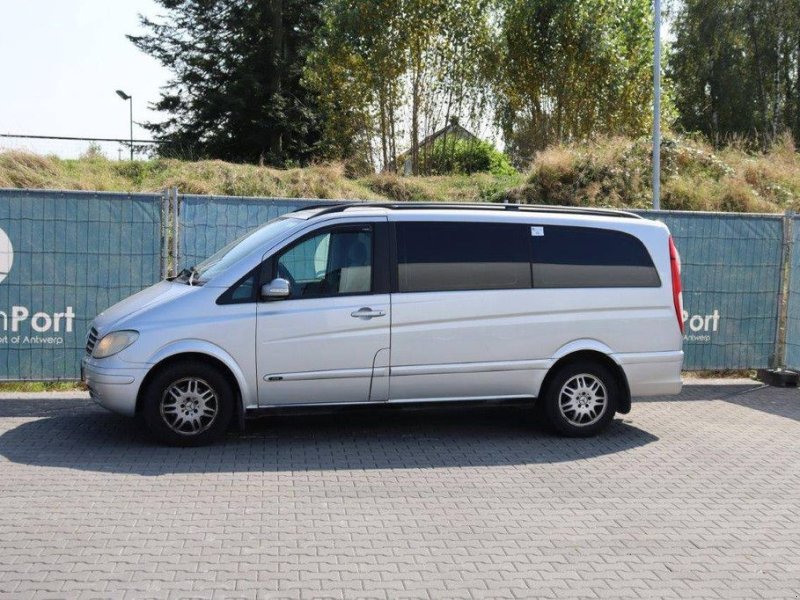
[508,134,800,212]
[1,134,798,211]
[0,150,521,202]
[0,381,83,392]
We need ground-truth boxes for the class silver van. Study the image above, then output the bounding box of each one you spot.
[82,204,684,445]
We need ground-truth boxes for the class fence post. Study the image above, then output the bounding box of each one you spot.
[160,189,169,279]
[171,186,179,277]
[773,210,794,368]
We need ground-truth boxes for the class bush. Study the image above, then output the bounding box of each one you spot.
[425,138,516,176]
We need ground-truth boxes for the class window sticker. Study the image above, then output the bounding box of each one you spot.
[531,226,544,237]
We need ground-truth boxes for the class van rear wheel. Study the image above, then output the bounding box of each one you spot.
[542,360,618,437]
[142,361,234,446]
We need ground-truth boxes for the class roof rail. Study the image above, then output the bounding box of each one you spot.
[289,201,348,214]
[297,202,643,220]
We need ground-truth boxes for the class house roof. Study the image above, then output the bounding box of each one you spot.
[394,123,479,164]
[416,123,478,149]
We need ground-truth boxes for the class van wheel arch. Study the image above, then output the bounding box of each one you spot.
[539,351,631,415]
[136,353,243,419]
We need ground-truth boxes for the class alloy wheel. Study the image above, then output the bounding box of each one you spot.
[160,377,219,435]
[558,373,608,427]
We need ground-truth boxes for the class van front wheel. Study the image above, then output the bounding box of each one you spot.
[542,361,618,437]
[142,362,234,446]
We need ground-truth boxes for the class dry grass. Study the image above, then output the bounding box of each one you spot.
[0,152,70,189]
[152,160,380,199]
[0,381,83,392]
[363,172,521,202]
[0,136,798,212]
[0,150,524,203]
[0,152,380,199]
[505,134,800,213]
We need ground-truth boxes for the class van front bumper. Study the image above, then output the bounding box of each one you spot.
[81,356,148,417]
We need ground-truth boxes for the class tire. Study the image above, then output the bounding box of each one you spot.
[142,361,234,446]
[541,360,618,437]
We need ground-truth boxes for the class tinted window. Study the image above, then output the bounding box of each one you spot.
[216,269,258,305]
[531,225,660,288]
[229,274,256,301]
[276,227,373,299]
[396,222,531,292]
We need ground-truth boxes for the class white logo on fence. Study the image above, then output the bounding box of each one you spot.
[0,227,13,284]
[0,228,74,345]
[682,309,720,343]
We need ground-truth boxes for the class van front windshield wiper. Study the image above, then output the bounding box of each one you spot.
[176,266,205,286]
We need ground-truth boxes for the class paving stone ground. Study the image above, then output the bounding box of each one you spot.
[1,382,799,599]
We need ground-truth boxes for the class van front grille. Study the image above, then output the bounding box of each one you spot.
[86,327,98,355]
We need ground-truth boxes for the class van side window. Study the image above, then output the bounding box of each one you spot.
[276,226,373,299]
[216,269,259,305]
[531,225,660,288]
[396,222,531,292]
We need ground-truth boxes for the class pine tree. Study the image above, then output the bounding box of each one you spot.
[129,0,324,164]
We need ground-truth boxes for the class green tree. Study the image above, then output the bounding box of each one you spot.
[305,0,496,174]
[669,0,800,147]
[305,0,407,171]
[130,0,324,164]
[497,0,654,166]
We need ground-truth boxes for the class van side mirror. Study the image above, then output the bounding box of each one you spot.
[261,278,290,300]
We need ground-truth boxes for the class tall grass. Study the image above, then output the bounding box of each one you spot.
[507,134,799,213]
[1,135,797,212]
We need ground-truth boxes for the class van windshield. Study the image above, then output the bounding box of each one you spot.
[178,217,302,284]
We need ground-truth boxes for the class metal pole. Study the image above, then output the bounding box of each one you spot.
[652,0,661,210]
[774,211,794,368]
[129,97,134,161]
[161,189,169,279]
[171,186,179,277]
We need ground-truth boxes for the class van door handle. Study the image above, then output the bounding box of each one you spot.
[351,307,386,319]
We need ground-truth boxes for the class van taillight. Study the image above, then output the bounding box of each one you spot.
[669,236,684,334]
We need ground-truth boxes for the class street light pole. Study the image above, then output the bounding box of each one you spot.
[128,95,133,161]
[115,90,133,161]
[652,0,661,210]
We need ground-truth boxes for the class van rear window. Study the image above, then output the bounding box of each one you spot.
[396,222,531,292]
[530,225,660,288]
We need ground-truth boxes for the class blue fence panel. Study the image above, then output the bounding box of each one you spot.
[783,216,800,370]
[0,189,162,380]
[178,195,327,269]
[639,211,783,370]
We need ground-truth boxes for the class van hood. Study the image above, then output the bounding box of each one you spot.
[92,280,195,333]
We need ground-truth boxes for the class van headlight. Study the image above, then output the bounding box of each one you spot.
[92,331,139,358]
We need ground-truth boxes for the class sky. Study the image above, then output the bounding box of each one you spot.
[0,0,170,159]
